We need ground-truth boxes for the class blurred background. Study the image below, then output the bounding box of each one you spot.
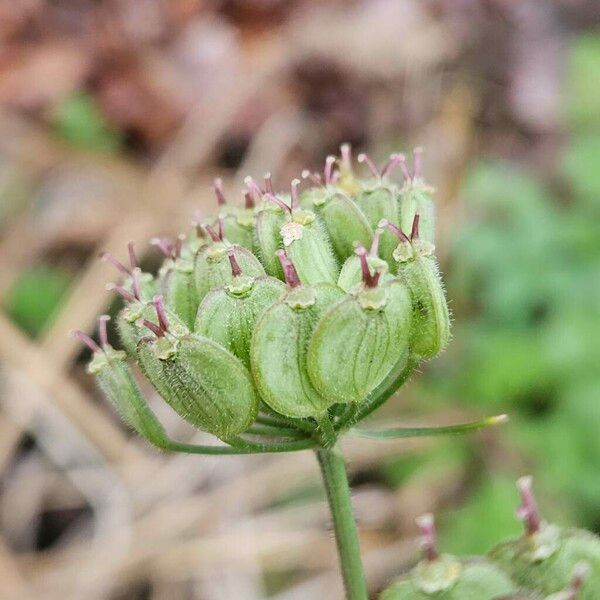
[0,1,599,598]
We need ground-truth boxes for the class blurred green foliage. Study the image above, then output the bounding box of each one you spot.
[403,32,600,555]
[566,32,600,131]
[53,92,123,153]
[441,476,522,556]
[5,266,72,337]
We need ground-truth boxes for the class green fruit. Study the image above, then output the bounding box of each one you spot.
[380,559,518,600]
[138,333,258,441]
[489,478,600,599]
[152,236,199,329]
[274,183,338,286]
[307,247,412,404]
[398,148,436,244]
[85,143,455,458]
[194,237,264,302]
[195,251,284,368]
[355,185,400,270]
[354,151,407,270]
[382,216,450,359]
[212,178,255,251]
[75,316,168,449]
[114,293,188,357]
[307,188,372,263]
[251,252,344,418]
[545,563,590,600]
[135,297,258,440]
[381,514,517,599]
[160,256,197,329]
[255,204,286,278]
[337,229,390,292]
[220,211,255,251]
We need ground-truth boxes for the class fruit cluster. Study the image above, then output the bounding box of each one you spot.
[73,145,449,449]
[381,477,600,599]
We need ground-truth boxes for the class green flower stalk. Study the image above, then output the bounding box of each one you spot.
[73,145,507,599]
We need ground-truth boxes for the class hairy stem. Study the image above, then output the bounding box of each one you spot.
[316,446,368,600]
[164,437,315,455]
[315,413,337,447]
[229,437,317,453]
[256,411,315,434]
[245,424,309,439]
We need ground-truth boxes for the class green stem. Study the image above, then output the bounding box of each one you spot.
[164,437,315,455]
[229,436,317,453]
[316,446,368,600]
[257,410,315,434]
[315,413,337,447]
[246,424,308,439]
[164,441,261,455]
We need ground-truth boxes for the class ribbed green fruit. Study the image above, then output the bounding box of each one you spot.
[251,277,344,418]
[196,258,284,368]
[489,477,600,599]
[138,333,258,441]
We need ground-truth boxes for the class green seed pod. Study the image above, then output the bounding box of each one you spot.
[250,175,287,278]
[269,180,338,285]
[398,148,436,244]
[300,157,372,262]
[310,187,373,262]
[381,216,450,359]
[337,229,391,292]
[186,218,210,257]
[380,514,517,600]
[255,207,285,278]
[336,142,363,199]
[195,250,285,368]
[250,252,344,418]
[299,156,340,210]
[194,223,265,302]
[281,208,338,285]
[136,297,258,440]
[161,260,197,330]
[299,186,330,211]
[111,285,187,356]
[546,563,590,600]
[307,246,412,404]
[221,210,255,251]
[115,302,146,357]
[153,236,198,330]
[72,316,168,448]
[489,477,600,599]
[212,178,256,251]
[354,152,405,269]
[101,242,156,301]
